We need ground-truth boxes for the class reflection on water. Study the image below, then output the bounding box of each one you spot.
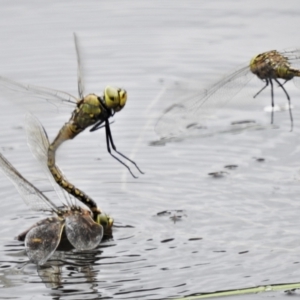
[1,242,111,297]
[150,113,277,146]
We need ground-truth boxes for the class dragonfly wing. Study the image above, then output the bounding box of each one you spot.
[65,213,103,250]
[280,48,300,62]
[293,77,300,89]
[155,66,253,138]
[0,75,77,112]
[0,152,58,212]
[278,49,300,88]
[25,217,64,265]
[25,113,73,207]
[74,32,85,99]
[25,113,50,171]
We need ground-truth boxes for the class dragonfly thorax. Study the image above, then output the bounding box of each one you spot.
[103,86,127,113]
[250,50,296,81]
[71,94,107,130]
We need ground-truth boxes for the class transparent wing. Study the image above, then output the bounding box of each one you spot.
[25,217,64,265]
[0,75,78,111]
[74,32,85,98]
[280,48,300,61]
[65,213,103,250]
[24,113,73,207]
[0,152,58,212]
[155,65,254,138]
[280,49,300,89]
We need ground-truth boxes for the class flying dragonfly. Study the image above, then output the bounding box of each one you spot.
[155,49,300,139]
[24,113,112,229]
[0,152,107,265]
[0,32,143,180]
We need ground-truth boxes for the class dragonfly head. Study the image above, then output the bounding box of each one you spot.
[96,213,114,231]
[103,86,127,113]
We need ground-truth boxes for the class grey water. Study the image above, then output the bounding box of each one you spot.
[1,1,300,299]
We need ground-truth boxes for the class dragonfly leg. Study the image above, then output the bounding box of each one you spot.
[90,120,115,132]
[90,120,105,132]
[105,121,144,178]
[253,79,269,99]
[280,79,288,86]
[274,78,293,131]
[106,121,144,175]
[105,122,137,178]
[269,79,274,124]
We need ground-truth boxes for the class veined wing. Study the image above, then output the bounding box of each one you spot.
[25,115,104,250]
[74,32,85,99]
[279,48,300,61]
[65,213,103,250]
[24,113,73,208]
[0,152,58,213]
[25,217,64,265]
[0,34,85,112]
[280,48,300,88]
[0,75,78,111]
[155,65,254,138]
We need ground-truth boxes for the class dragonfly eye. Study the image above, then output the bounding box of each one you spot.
[97,214,108,228]
[108,217,114,227]
[118,89,127,108]
[104,86,127,112]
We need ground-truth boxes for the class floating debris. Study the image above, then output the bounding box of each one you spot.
[224,164,238,170]
[208,171,228,178]
[231,120,256,125]
[253,157,265,162]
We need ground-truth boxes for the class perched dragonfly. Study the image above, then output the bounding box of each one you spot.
[0,33,143,183]
[0,152,106,265]
[155,49,300,138]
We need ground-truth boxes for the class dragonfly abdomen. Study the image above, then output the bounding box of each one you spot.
[287,67,300,78]
[47,146,101,215]
[45,95,110,217]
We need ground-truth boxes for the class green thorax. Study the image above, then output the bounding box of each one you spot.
[71,94,109,132]
[249,50,299,81]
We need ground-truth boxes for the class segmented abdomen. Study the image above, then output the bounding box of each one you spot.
[47,122,101,216]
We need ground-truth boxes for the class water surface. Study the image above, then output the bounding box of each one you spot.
[1,1,300,299]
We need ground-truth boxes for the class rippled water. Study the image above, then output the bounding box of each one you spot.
[1,1,300,299]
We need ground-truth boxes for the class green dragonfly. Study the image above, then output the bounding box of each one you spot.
[0,33,143,207]
[155,49,300,138]
[0,151,107,265]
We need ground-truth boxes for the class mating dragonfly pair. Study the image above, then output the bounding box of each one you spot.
[1,113,113,265]
[0,33,300,264]
[0,33,143,265]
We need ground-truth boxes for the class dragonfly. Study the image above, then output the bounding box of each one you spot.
[0,151,107,265]
[155,49,300,139]
[0,33,143,191]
